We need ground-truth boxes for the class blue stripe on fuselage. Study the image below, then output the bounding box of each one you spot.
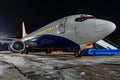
[35,34,79,49]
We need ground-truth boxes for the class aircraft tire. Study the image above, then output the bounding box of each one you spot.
[74,51,82,57]
[45,51,48,54]
[23,50,29,54]
[45,49,52,54]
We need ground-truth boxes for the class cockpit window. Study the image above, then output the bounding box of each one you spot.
[75,15,95,22]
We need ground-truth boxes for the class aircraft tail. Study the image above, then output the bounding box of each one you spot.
[22,22,27,37]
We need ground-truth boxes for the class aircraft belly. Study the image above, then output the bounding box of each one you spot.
[36,34,79,48]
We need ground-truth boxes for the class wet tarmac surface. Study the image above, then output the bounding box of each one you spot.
[0,52,120,80]
[0,61,27,80]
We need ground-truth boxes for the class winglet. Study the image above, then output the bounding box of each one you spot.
[22,22,27,37]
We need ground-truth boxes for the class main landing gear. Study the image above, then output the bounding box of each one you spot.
[21,49,29,54]
[45,51,51,54]
[45,49,52,54]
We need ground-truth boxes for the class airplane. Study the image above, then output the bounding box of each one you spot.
[3,14,116,57]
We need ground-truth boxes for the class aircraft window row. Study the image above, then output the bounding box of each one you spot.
[75,16,95,22]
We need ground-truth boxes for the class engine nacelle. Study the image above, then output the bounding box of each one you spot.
[8,41,25,53]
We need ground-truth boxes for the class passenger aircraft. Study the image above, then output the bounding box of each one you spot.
[3,14,116,57]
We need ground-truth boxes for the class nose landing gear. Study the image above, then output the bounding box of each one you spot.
[74,50,82,57]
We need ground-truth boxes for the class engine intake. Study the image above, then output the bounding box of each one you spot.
[9,41,25,53]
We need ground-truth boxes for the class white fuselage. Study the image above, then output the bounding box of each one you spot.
[22,14,116,46]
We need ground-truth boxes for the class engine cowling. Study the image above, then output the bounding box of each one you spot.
[8,41,25,53]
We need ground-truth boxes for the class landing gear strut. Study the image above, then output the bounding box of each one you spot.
[45,51,51,54]
[74,50,82,57]
[24,50,29,54]
[45,49,51,54]
[21,49,29,54]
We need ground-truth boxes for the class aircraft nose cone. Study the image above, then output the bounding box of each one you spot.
[105,21,116,33]
[96,19,116,38]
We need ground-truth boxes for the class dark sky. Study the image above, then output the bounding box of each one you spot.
[0,0,120,45]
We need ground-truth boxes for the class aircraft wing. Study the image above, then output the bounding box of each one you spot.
[0,38,18,43]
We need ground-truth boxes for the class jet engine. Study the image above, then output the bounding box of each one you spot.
[8,40,25,53]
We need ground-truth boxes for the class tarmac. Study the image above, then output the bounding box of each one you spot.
[0,61,27,80]
[0,52,120,80]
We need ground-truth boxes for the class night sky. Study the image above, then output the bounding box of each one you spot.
[0,0,120,45]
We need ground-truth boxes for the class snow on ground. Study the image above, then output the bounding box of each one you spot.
[0,53,119,80]
[0,64,12,75]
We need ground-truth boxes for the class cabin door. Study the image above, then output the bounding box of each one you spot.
[59,18,67,33]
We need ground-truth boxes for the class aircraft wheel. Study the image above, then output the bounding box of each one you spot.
[45,51,49,54]
[45,49,52,54]
[48,51,51,54]
[26,50,29,54]
[23,50,29,54]
[74,51,82,57]
[45,51,51,54]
